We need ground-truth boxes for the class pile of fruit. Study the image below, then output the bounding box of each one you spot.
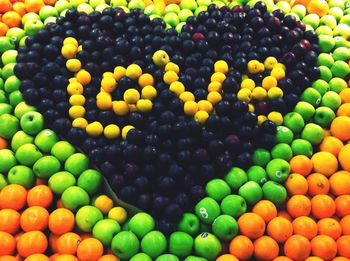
[0,0,349,259]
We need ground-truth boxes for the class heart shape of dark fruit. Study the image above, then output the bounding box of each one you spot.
[14,3,319,233]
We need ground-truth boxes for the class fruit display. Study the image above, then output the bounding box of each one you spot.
[0,0,349,259]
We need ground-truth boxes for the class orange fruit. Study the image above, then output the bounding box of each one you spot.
[307,0,329,16]
[216,254,239,261]
[57,232,81,255]
[54,254,79,261]
[43,0,56,5]
[337,235,350,258]
[336,195,350,217]
[267,217,293,243]
[311,235,337,260]
[333,257,350,261]
[340,88,350,104]
[253,236,279,261]
[292,216,318,240]
[48,208,75,235]
[24,0,44,12]
[229,235,254,260]
[304,257,324,261]
[285,173,308,195]
[272,257,292,261]
[307,173,330,196]
[97,255,119,261]
[17,231,48,258]
[289,155,313,176]
[49,233,59,253]
[286,195,311,218]
[0,256,21,261]
[311,151,338,176]
[0,0,13,13]
[20,206,49,232]
[317,218,342,240]
[0,137,8,149]
[252,200,277,223]
[284,235,311,261]
[24,254,49,261]
[337,103,350,117]
[27,185,53,208]
[0,209,20,234]
[339,144,350,171]
[311,194,336,219]
[76,238,103,261]
[277,210,292,222]
[0,184,27,210]
[330,171,350,196]
[341,215,350,235]
[238,213,266,239]
[0,232,16,256]
[12,2,26,17]
[2,11,21,28]
[0,22,9,36]
[331,116,350,141]
[319,136,344,156]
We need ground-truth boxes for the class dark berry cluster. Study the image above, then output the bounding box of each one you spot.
[15,3,319,232]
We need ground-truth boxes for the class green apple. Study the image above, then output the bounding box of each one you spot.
[302,14,320,29]
[333,24,350,39]
[197,0,212,6]
[275,126,294,144]
[313,107,336,127]
[128,0,145,9]
[194,232,221,260]
[184,256,207,261]
[291,139,313,157]
[301,88,321,107]
[178,9,194,22]
[294,101,315,121]
[15,143,42,166]
[0,149,17,173]
[271,143,293,161]
[291,4,306,19]
[283,112,305,134]
[77,169,102,195]
[194,5,207,16]
[64,153,89,176]
[312,79,330,95]
[262,181,287,206]
[329,7,344,22]
[320,15,337,29]
[130,253,152,261]
[22,13,40,24]
[48,171,76,195]
[247,165,267,185]
[1,63,15,80]
[328,0,345,8]
[76,205,103,232]
[70,0,88,7]
[0,91,7,103]
[0,114,19,139]
[318,35,336,53]
[92,219,120,247]
[95,3,111,12]
[9,91,24,107]
[224,167,248,189]
[205,179,231,202]
[77,3,94,14]
[165,3,181,14]
[11,131,33,152]
[51,141,76,162]
[175,22,186,33]
[89,0,105,8]
[316,25,333,36]
[212,214,238,241]
[238,181,263,205]
[156,254,180,261]
[20,111,44,135]
[0,174,7,190]
[275,1,290,13]
[169,232,194,258]
[180,0,198,11]
[333,47,350,62]
[141,231,167,259]
[195,197,221,224]
[0,37,15,53]
[1,50,17,65]
[220,195,247,218]
[112,231,140,259]
[4,76,20,93]
[321,91,342,111]
[6,28,25,45]
[39,5,58,20]
[339,14,350,24]
[110,0,127,7]
[14,102,37,119]
[24,20,44,36]
[54,0,71,13]
[34,129,59,153]
[129,212,155,238]
[266,159,290,183]
[318,53,334,68]
[334,36,350,48]
[164,12,180,27]
[8,165,35,188]
[144,4,162,16]
[0,103,12,116]
[301,123,325,145]
[331,60,350,78]
[61,186,90,211]
[330,77,348,94]
[177,213,200,236]
[319,66,333,82]
[33,156,61,179]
